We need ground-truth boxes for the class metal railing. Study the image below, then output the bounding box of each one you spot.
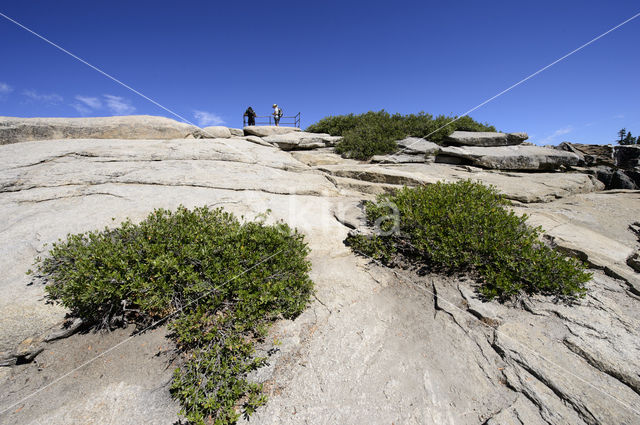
[243,112,300,128]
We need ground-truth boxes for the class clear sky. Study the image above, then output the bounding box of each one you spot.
[0,1,638,145]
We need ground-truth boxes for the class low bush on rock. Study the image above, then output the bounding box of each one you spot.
[306,110,495,159]
[347,181,590,300]
[31,206,314,425]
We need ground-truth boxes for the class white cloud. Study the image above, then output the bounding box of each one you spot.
[613,114,625,119]
[76,95,102,109]
[194,110,225,126]
[22,89,63,104]
[539,125,573,144]
[104,94,136,115]
[71,95,103,115]
[71,103,93,115]
[0,82,12,99]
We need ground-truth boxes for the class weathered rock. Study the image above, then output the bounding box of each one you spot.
[484,395,547,425]
[529,213,634,266]
[611,169,638,189]
[243,126,301,137]
[605,264,640,295]
[556,142,614,166]
[590,166,639,189]
[438,145,580,170]
[228,128,244,137]
[242,135,274,147]
[492,271,640,425]
[594,165,615,188]
[627,252,640,273]
[513,191,640,293]
[556,142,586,165]
[395,137,441,155]
[319,163,603,202]
[262,132,341,150]
[326,175,399,196]
[0,116,200,144]
[200,126,232,138]
[290,150,358,167]
[370,154,427,164]
[630,221,640,237]
[446,131,528,147]
[434,154,469,165]
[614,145,640,169]
[627,168,640,186]
[318,164,430,186]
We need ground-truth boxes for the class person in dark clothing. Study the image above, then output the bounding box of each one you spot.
[244,106,257,126]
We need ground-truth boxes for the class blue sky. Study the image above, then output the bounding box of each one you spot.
[0,0,638,145]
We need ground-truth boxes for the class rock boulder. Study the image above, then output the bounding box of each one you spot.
[243,126,301,137]
[395,137,441,155]
[446,131,528,147]
[614,145,640,169]
[242,135,274,147]
[200,126,232,138]
[438,145,580,170]
[319,163,603,202]
[0,115,200,144]
[263,132,341,151]
[556,142,614,167]
[370,154,428,164]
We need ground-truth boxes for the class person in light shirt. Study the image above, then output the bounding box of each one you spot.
[272,104,283,126]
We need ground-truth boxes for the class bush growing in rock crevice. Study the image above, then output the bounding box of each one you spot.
[346,181,590,300]
[31,206,314,425]
[306,110,496,159]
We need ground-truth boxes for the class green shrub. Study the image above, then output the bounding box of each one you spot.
[32,206,313,425]
[336,124,404,159]
[307,110,496,160]
[347,181,590,300]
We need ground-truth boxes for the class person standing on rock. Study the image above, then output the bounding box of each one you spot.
[272,104,283,126]
[244,106,257,126]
